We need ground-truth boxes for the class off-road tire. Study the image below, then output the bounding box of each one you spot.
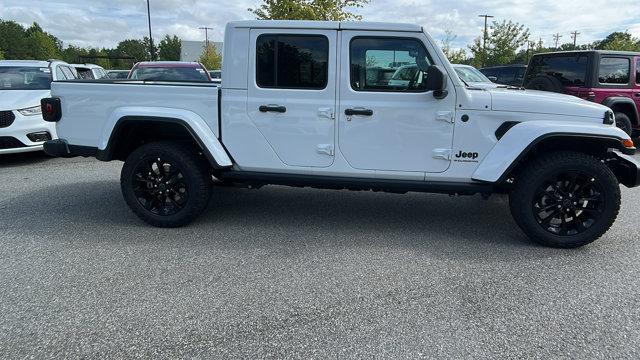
[524,74,564,93]
[510,151,620,248]
[614,112,633,136]
[121,141,212,227]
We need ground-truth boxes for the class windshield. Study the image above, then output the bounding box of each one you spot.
[454,66,491,83]
[130,66,209,81]
[0,66,53,90]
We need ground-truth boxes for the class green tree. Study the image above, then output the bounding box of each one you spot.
[24,22,61,60]
[440,30,467,64]
[593,32,640,51]
[249,0,369,21]
[0,49,4,60]
[199,42,222,70]
[116,39,149,62]
[0,20,29,59]
[469,20,530,67]
[158,35,181,61]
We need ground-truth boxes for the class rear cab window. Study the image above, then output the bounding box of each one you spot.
[349,37,433,92]
[526,53,589,86]
[256,34,329,89]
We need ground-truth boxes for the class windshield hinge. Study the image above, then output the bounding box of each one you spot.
[436,111,454,124]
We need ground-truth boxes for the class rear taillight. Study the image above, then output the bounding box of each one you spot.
[41,97,61,122]
[577,90,596,102]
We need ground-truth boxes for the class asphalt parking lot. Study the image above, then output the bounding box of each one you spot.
[1,153,640,358]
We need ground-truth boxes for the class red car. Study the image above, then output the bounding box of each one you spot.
[128,61,212,82]
[524,50,640,137]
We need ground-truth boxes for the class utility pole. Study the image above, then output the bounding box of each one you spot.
[146,0,155,61]
[553,33,562,50]
[570,30,580,48]
[478,14,494,67]
[199,27,214,46]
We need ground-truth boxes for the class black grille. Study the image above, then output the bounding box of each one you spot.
[0,111,15,128]
[0,137,26,150]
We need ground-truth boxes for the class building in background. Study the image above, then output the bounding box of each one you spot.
[180,41,223,63]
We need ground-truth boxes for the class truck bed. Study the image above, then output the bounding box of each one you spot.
[51,80,219,150]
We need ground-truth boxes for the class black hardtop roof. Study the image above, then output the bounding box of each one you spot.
[480,64,527,70]
[533,50,640,57]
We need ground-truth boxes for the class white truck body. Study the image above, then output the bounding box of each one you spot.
[47,21,633,182]
[41,21,640,247]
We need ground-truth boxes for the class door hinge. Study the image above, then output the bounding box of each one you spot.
[316,144,334,156]
[436,111,454,124]
[318,107,335,120]
[432,148,452,160]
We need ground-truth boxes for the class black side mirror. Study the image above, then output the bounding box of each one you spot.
[425,65,448,99]
[488,76,498,82]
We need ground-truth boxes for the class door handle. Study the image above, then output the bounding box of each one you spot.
[345,108,373,116]
[634,93,640,98]
[259,105,287,113]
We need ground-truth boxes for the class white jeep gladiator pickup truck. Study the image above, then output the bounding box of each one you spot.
[41,21,639,248]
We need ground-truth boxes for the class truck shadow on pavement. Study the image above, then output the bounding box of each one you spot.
[5,180,541,257]
[0,152,53,167]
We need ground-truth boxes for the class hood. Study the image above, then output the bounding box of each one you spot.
[0,89,51,111]
[488,88,609,119]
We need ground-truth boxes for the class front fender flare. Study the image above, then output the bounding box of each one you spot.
[472,121,628,183]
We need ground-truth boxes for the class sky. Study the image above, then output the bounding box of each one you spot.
[1,0,639,51]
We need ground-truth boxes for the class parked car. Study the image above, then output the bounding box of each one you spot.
[72,63,107,79]
[106,70,130,79]
[0,60,77,154]
[42,20,638,248]
[129,62,211,82]
[452,64,499,89]
[387,64,425,89]
[208,70,221,84]
[524,50,640,136]
[480,65,527,87]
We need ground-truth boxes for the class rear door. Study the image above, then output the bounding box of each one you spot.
[247,29,337,168]
[338,31,456,173]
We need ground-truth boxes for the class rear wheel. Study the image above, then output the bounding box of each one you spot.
[121,141,212,227]
[614,112,633,136]
[510,151,620,248]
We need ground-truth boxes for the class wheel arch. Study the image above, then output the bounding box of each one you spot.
[97,116,233,169]
[602,97,639,126]
[472,121,634,187]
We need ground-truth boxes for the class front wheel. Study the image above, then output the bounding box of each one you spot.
[509,151,621,248]
[121,141,212,227]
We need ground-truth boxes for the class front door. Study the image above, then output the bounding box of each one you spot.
[247,29,337,168]
[338,31,456,173]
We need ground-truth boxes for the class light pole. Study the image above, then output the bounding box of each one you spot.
[146,0,156,60]
[478,14,494,67]
[199,27,214,46]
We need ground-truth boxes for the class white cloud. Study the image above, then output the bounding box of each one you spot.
[1,0,638,50]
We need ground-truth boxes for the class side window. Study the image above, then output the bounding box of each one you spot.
[636,59,640,85]
[350,37,432,92]
[256,34,328,89]
[61,66,76,80]
[55,66,67,80]
[599,57,630,84]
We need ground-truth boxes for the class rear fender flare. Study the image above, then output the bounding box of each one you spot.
[99,106,233,168]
